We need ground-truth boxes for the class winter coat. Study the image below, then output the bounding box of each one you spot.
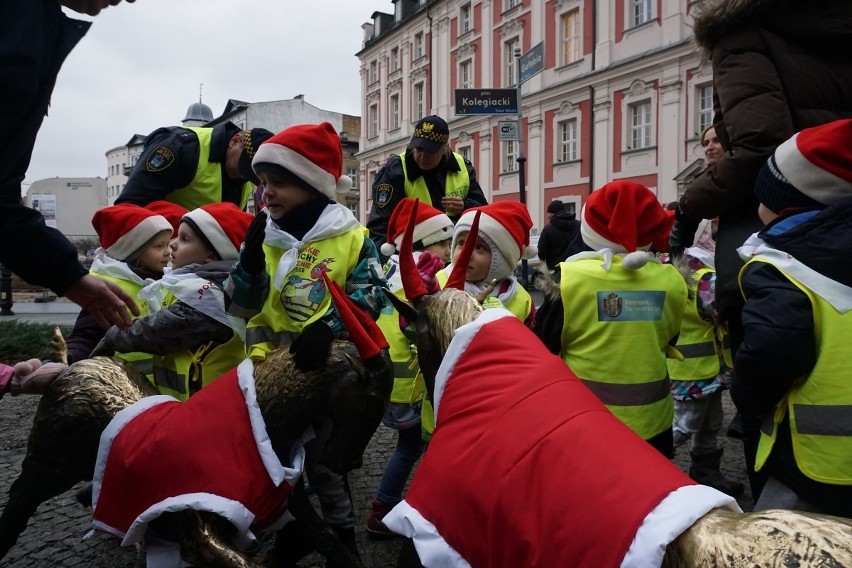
[679,0,852,320]
[537,211,580,271]
[733,197,852,517]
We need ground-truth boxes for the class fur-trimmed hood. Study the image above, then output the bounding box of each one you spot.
[693,0,852,57]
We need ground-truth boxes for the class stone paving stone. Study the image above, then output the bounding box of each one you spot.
[0,381,753,567]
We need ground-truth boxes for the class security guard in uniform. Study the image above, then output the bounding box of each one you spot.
[116,123,273,211]
[366,115,487,255]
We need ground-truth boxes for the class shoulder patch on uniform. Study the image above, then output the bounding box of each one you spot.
[146,146,175,172]
[375,184,394,208]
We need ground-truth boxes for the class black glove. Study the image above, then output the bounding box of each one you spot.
[668,212,700,261]
[289,321,334,372]
[240,210,268,274]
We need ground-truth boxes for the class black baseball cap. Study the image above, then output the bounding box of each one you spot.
[408,115,450,154]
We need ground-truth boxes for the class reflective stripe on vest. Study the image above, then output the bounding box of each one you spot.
[667,267,723,382]
[245,230,365,361]
[399,151,470,216]
[560,256,686,440]
[744,257,852,484]
[377,304,424,405]
[164,127,253,210]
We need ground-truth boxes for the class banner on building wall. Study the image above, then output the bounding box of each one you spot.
[31,194,57,228]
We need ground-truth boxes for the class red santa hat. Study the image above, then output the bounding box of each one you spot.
[92,204,172,262]
[580,181,673,268]
[145,200,189,236]
[251,122,352,201]
[381,198,453,257]
[452,201,535,282]
[754,118,852,213]
[181,203,254,261]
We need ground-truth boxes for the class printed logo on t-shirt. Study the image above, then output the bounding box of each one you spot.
[280,251,335,322]
[146,147,175,172]
[597,291,666,321]
[375,184,394,208]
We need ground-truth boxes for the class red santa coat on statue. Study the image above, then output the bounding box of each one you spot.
[383,309,738,568]
[91,358,310,553]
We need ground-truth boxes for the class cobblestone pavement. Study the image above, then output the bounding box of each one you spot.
[0,387,752,568]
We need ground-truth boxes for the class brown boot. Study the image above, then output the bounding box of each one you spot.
[689,448,745,498]
[365,496,400,538]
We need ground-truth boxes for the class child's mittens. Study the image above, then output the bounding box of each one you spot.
[10,360,68,396]
[416,251,445,295]
[239,210,268,274]
[289,321,334,372]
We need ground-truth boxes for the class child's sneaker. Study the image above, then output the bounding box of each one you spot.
[365,496,399,538]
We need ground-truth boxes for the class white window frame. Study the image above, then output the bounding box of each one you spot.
[459,59,473,89]
[560,9,580,65]
[457,145,472,164]
[504,37,519,86]
[369,60,378,84]
[505,0,521,11]
[389,93,400,131]
[390,47,399,72]
[630,0,652,27]
[697,83,714,135]
[460,3,472,34]
[394,1,402,23]
[503,140,518,172]
[414,32,424,59]
[629,100,652,150]
[368,103,379,138]
[557,118,578,162]
[346,167,359,189]
[412,82,425,120]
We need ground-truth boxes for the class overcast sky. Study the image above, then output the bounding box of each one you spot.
[25,0,387,190]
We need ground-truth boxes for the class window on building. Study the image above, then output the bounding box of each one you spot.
[629,100,652,149]
[558,119,578,162]
[460,3,472,34]
[504,140,518,172]
[458,146,472,164]
[505,0,520,10]
[697,84,713,135]
[413,82,425,120]
[369,103,379,138]
[414,32,424,59]
[561,10,580,65]
[505,37,519,86]
[347,167,359,189]
[390,47,399,72]
[394,1,402,22]
[369,60,378,84]
[459,59,473,89]
[631,0,652,27]
[389,94,400,131]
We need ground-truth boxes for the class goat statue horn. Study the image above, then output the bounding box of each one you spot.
[445,210,482,291]
[398,198,430,302]
[322,272,387,360]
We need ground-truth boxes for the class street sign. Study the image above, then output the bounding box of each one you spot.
[454,89,518,115]
[498,120,519,141]
[519,42,544,84]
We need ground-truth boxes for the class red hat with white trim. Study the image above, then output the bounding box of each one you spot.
[251,122,352,201]
[754,118,852,214]
[92,204,172,262]
[145,200,189,236]
[381,198,453,256]
[182,203,254,261]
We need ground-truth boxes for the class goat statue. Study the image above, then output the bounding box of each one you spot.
[381,201,852,567]
[0,275,392,568]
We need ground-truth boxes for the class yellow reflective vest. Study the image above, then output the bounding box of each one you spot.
[90,267,154,379]
[559,255,686,440]
[164,127,254,210]
[743,256,852,484]
[377,297,425,406]
[668,267,729,381]
[399,151,470,216]
[245,230,365,360]
[147,274,247,401]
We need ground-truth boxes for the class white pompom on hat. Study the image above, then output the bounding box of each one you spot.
[182,203,254,261]
[91,204,173,262]
[251,122,352,201]
[452,201,536,272]
[380,198,454,257]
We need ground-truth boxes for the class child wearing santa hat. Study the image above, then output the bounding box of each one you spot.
[366,198,452,537]
[733,118,852,518]
[90,202,254,401]
[225,121,388,562]
[533,180,687,457]
[66,204,172,367]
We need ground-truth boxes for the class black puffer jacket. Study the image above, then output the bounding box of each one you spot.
[537,211,580,271]
[733,198,852,517]
[678,0,852,321]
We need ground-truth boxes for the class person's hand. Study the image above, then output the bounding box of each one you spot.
[289,321,334,372]
[440,196,464,216]
[60,0,135,16]
[668,216,700,261]
[416,251,444,294]
[240,211,268,275]
[63,274,138,329]
[10,361,68,396]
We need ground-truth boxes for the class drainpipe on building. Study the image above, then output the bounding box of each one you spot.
[427,7,433,111]
[588,0,597,195]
